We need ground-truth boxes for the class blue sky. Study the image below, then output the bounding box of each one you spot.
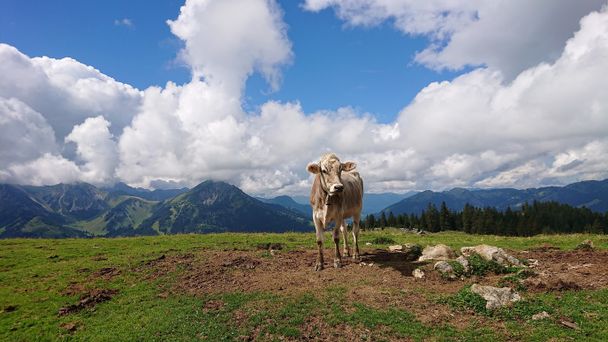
[0,0,607,195]
[0,0,463,123]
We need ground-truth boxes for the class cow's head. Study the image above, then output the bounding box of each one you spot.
[307,153,356,196]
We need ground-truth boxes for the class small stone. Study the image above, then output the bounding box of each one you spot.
[412,268,425,279]
[470,284,521,310]
[456,255,470,273]
[419,244,456,261]
[532,311,550,320]
[434,261,456,279]
[388,245,403,252]
[365,242,372,246]
[560,320,580,330]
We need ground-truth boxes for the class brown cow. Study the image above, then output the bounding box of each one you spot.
[306,153,364,271]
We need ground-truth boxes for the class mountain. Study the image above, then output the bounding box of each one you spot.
[291,192,416,215]
[76,197,158,237]
[362,192,416,215]
[383,179,608,215]
[141,181,311,233]
[257,195,310,215]
[105,182,189,201]
[0,184,88,238]
[22,183,109,221]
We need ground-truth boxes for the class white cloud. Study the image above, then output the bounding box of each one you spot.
[0,97,58,167]
[114,18,134,28]
[65,116,118,184]
[1,153,82,186]
[0,44,142,138]
[304,0,606,79]
[168,0,292,94]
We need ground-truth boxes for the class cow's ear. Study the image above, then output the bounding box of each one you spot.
[342,162,356,171]
[307,163,321,174]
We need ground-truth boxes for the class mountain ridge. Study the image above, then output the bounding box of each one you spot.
[383,179,608,215]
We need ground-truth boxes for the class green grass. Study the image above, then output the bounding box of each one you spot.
[1,230,607,341]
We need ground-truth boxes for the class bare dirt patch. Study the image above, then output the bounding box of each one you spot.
[139,247,608,337]
[517,249,608,292]
[58,288,118,316]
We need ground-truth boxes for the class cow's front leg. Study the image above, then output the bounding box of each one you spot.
[340,220,350,257]
[333,222,342,268]
[313,216,325,271]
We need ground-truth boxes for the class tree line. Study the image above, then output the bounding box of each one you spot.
[361,201,608,236]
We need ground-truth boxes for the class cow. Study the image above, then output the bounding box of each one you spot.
[306,153,364,271]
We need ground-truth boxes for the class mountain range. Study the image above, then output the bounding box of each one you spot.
[1,178,607,238]
[383,179,608,215]
[0,181,311,238]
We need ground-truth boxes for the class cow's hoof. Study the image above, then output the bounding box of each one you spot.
[314,262,324,271]
[343,249,351,257]
[352,254,361,262]
[333,259,342,268]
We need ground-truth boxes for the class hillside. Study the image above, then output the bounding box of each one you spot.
[257,195,310,215]
[0,181,312,238]
[384,179,608,215]
[142,181,311,233]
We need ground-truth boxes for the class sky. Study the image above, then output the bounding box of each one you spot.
[0,0,607,196]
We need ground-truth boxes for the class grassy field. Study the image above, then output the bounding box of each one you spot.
[1,230,608,341]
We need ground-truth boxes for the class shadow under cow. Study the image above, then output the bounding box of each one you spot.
[359,249,424,277]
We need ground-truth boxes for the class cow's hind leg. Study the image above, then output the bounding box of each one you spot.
[332,223,342,268]
[313,216,325,271]
[340,220,350,257]
[352,215,361,261]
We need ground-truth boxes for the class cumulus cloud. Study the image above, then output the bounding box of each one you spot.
[168,0,292,94]
[0,43,142,138]
[303,0,605,79]
[65,116,118,184]
[1,0,607,196]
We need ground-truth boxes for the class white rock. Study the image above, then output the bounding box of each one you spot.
[388,245,403,252]
[456,255,470,273]
[470,284,521,310]
[532,311,550,320]
[461,245,522,266]
[418,244,456,261]
[434,261,456,279]
[412,268,425,279]
[365,242,372,246]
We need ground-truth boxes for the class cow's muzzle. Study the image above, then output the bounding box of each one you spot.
[330,184,344,194]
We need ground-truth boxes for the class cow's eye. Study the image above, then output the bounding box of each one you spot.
[322,169,327,174]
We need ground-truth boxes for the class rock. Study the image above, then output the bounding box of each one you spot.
[388,245,403,252]
[434,261,456,279]
[532,311,550,320]
[470,284,521,310]
[527,258,539,268]
[455,255,470,274]
[412,268,425,279]
[575,240,594,251]
[560,320,580,330]
[365,242,372,246]
[418,244,456,261]
[461,245,522,266]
